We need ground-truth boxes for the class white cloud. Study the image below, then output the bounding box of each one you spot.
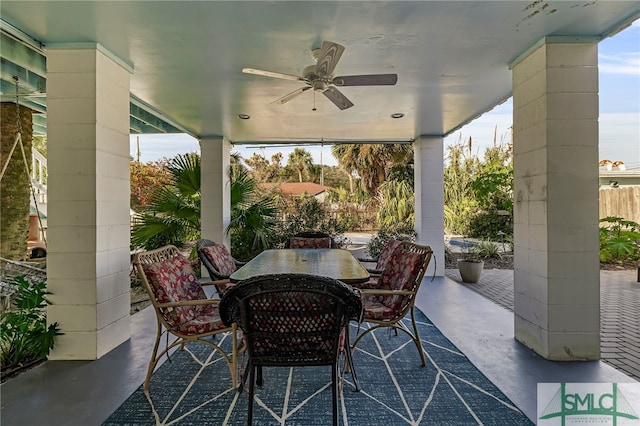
[599,52,640,75]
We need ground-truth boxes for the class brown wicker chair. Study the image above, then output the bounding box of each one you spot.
[196,239,246,296]
[133,245,242,392]
[351,241,433,366]
[285,231,337,249]
[357,238,404,275]
[220,273,363,426]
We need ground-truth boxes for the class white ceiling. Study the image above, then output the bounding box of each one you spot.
[1,1,638,144]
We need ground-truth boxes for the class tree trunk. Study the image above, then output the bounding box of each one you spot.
[1,103,33,261]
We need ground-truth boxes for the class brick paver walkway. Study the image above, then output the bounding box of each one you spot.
[445,268,640,381]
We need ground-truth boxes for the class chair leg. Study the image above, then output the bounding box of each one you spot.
[332,363,338,426]
[144,319,164,391]
[231,323,239,387]
[344,327,360,391]
[410,308,426,367]
[239,362,250,393]
[248,365,255,426]
[257,366,263,387]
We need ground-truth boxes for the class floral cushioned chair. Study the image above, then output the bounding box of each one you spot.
[220,274,363,426]
[351,241,433,366]
[285,231,337,249]
[134,245,242,392]
[355,238,404,289]
[196,239,246,296]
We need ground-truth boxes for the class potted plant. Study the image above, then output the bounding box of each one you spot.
[457,241,484,283]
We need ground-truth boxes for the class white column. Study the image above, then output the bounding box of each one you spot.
[200,137,231,247]
[414,136,445,277]
[512,40,600,360]
[46,45,132,359]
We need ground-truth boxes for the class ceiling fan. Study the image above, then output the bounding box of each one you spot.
[242,41,397,110]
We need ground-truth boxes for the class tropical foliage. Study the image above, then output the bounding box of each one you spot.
[130,159,172,213]
[272,194,348,248]
[287,148,314,183]
[444,134,513,239]
[599,216,640,263]
[365,224,416,259]
[331,143,413,194]
[244,152,283,182]
[130,153,201,250]
[0,277,60,371]
[228,167,279,261]
[377,179,414,227]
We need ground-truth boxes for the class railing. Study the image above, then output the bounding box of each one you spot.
[30,149,47,206]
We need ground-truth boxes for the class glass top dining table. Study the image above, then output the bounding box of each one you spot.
[229,248,370,285]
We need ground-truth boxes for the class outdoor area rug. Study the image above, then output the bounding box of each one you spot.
[103,309,532,425]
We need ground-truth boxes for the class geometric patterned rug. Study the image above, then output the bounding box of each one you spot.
[103,309,533,425]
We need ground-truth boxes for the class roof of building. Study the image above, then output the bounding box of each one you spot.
[260,182,328,196]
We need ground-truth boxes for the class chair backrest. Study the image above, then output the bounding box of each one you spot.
[286,231,336,249]
[134,245,207,329]
[197,239,237,279]
[376,241,433,316]
[375,238,404,270]
[220,274,362,366]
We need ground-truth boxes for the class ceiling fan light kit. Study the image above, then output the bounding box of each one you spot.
[242,41,397,110]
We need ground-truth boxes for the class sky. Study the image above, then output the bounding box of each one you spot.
[130,20,639,170]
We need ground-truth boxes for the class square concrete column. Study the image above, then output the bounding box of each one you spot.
[511,40,600,360]
[415,136,445,277]
[200,137,231,248]
[46,45,132,359]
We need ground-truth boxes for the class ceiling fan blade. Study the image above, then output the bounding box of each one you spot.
[322,86,354,110]
[272,86,311,105]
[332,74,398,86]
[315,41,345,78]
[242,68,305,83]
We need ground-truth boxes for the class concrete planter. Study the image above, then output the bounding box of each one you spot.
[457,259,484,283]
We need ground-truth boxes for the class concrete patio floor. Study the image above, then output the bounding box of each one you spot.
[444,268,640,381]
[1,272,637,425]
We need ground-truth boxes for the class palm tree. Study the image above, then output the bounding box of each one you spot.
[331,144,357,193]
[228,167,278,260]
[287,148,313,183]
[332,143,413,194]
[130,153,201,250]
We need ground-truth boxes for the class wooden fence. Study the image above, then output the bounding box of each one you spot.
[599,186,640,224]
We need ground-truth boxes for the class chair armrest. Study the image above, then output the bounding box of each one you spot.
[234,259,247,267]
[359,289,416,296]
[366,268,383,275]
[156,298,221,309]
[357,257,378,263]
[199,278,230,287]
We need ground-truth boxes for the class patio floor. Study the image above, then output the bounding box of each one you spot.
[1,273,637,425]
[444,268,640,381]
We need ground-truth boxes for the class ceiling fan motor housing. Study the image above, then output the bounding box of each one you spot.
[312,80,327,91]
[242,41,397,109]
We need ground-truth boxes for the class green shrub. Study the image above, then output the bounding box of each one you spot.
[1,277,60,368]
[366,224,416,259]
[475,240,501,259]
[599,216,640,263]
[273,195,348,248]
[467,211,512,240]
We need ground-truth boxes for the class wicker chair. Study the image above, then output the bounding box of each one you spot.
[351,241,433,366]
[220,274,363,426]
[133,245,242,392]
[196,239,246,296]
[285,231,337,249]
[357,238,404,275]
